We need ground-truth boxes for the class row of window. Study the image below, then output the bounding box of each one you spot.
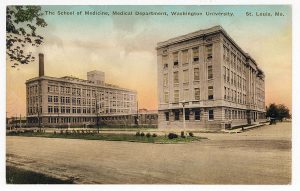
[163,86,213,103]
[47,95,134,107]
[164,109,214,121]
[48,117,96,124]
[224,87,247,104]
[163,65,213,87]
[47,85,135,101]
[224,109,247,120]
[47,106,131,114]
[223,44,247,74]
[223,66,246,90]
[163,44,213,69]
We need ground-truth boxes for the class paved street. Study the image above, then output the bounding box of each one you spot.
[6,122,291,184]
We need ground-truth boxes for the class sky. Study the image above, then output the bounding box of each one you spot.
[6,5,292,117]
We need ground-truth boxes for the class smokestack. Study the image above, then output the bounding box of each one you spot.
[39,53,44,77]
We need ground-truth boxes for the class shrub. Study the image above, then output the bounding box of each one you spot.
[188,132,194,137]
[152,133,157,137]
[168,133,178,139]
[180,131,186,138]
[136,131,140,136]
[140,132,145,137]
[146,133,151,138]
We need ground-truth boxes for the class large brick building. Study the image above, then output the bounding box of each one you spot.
[26,54,138,127]
[156,25,266,130]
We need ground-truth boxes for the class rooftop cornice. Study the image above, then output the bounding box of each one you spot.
[25,76,137,93]
[156,25,258,67]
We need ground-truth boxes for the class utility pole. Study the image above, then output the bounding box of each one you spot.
[19,114,22,128]
[15,114,17,128]
[96,93,100,133]
[6,112,8,130]
[136,101,139,127]
[180,100,189,129]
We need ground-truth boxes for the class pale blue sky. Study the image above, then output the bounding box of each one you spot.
[7,5,292,117]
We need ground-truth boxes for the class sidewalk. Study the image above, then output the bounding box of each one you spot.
[222,123,266,133]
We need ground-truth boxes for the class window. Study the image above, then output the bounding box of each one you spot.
[208,86,214,100]
[174,111,180,121]
[60,86,65,94]
[60,96,65,104]
[224,87,227,99]
[164,92,169,103]
[194,88,200,100]
[173,71,179,84]
[182,50,188,64]
[54,106,59,113]
[174,90,179,103]
[48,96,52,103]
[165,112,169,121]
[194,68,199,81]
[208,110,214,120]
[185,110,190,120]
[48,106,53,113]
[163,56,168,69]
[227,68,230,82]
[66,107,70,113]
[208,65,213,79]
[206,44,213,60]
[223,66,226,81]
[163,74,168,86]
[66,97,70,104]
[66,87,70,94]
[193,47,199,61]
[61,106,65,113]
[54,96,58,103]
[183,69,189,83]
[195,109,200,120]
[184,89,189,100]
[173,52,179,66]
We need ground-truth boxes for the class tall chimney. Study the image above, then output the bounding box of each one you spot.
[39,53,44,77]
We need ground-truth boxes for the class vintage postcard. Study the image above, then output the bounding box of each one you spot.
[4,3,293,187]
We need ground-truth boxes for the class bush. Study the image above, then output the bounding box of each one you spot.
[140,132,145,137]
[168,133,178,139]
[180,131,186,138]
[188,132,194,137]
[135,131,140,136]
[146,133,151,138]
[152,133,157,137]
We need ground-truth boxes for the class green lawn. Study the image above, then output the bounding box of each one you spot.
[6,166,74,184]
[7,131,206,144]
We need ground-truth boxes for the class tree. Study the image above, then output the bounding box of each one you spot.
[6,6,47,68]
[266,103,290,121]
[266,103,278,119]
[277,104,290,121]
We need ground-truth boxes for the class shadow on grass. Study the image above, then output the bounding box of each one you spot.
[6,166,74,184]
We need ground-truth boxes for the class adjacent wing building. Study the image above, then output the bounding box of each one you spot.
[157,25,266,130]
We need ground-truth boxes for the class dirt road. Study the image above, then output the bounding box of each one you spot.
[6,122,291,184]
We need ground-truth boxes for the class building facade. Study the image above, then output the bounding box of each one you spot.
[26,54,138,127]
[157,25,266,130]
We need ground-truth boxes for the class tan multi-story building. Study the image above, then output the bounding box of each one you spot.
[157,25,266,130]
[26,54,137,127]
